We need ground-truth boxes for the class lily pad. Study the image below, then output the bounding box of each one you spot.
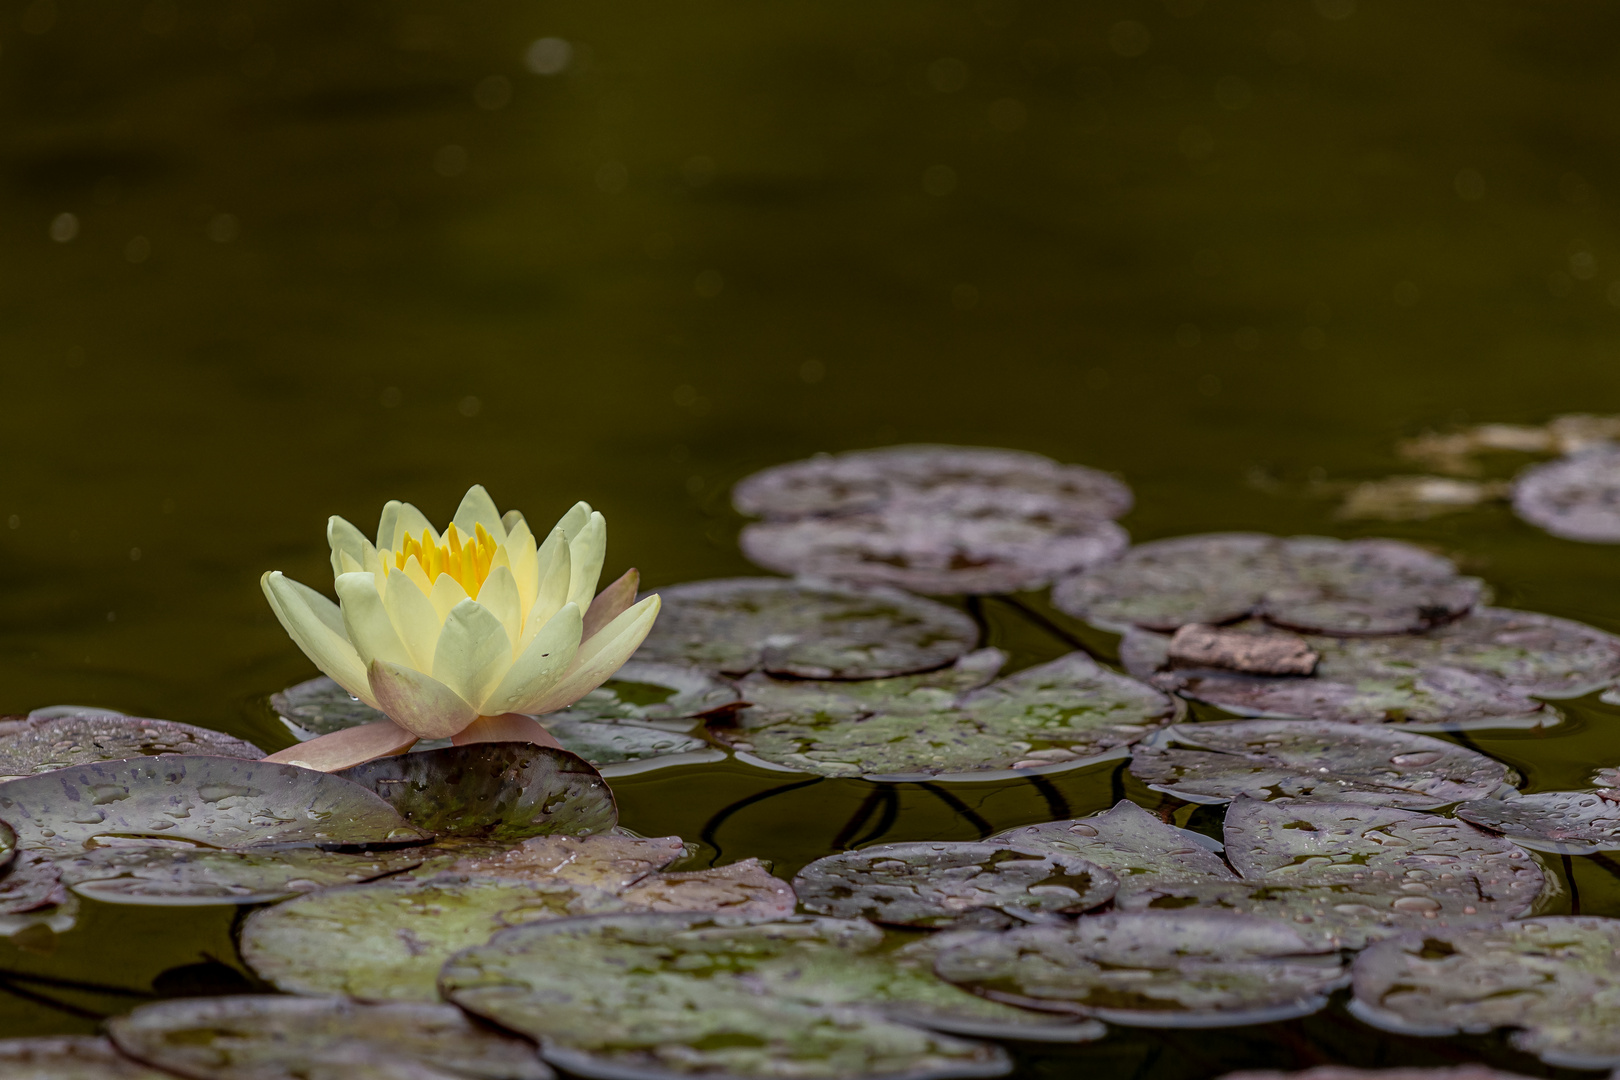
[543,661,741,724]
[271,676,391,740]
[0,851,71,916]
[794,842,1116,928]
[1455,790,1620,855]
[1129,720,1513,808]
[1513,447,1620,543]
[445,834,686,891]
[0,756,430,853]
[734,651,1009,729]
[240,874,630,1001]
[442,911,1013,1079]
[992,800,1235,884]
[1052,533,1484,636]
[619,858,798,918]
[339,744,617,842]
[635,577,981,679]
[716,653,1177,781]
[0,712,264,781]
[108,995,550,1080]
[56,844,426,906]
[1349,916,1620,1068]
[545,720,725,777]
[0,1036,176,1079]
[1118,609,1598,730]
[932,910,1347,1027]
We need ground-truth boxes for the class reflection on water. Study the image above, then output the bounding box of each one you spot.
[2,0,1619,1070]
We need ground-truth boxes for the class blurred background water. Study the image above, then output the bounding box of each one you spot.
[2,0,1619,1070]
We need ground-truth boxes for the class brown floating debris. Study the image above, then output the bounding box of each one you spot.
[1167,624,1318,676]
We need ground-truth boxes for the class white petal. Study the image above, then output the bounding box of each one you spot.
[431,599,514,709]
[377,500,437,554]
[528,527,571,630]
[451,713,563,750]
[262,721,417,771]
[261,572,374,705]
[566,511,606,613]
[334,572,414,668]
[523,594,659,716]
[500,509,528,534]
[481,602,582,714]
[475,564,523,653]
[503,519,540,620]
[337,550,365,575]
[383,567,442,670]
[428,573,470,621]
[452,484,507,545]
[583,568,638,641]
[327,516,376,581]
[400,554,434,597]
[553,500,592,541]
[368,659,478,739]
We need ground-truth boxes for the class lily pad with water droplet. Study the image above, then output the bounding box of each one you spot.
[619,858,797,918]
[794,842,1117,928]
[1349,916,1620,1068]
[635,577,981,679]
[1052,533,1484,636]
[0,1036,176,1079]
[240,874,630,1001]
[441,911,1014,1079]
[543,660,742,725]
[991,799,1234,884]
[339,744,617,842]
[107,995,551,1080]
[445,834,686,891]
[0,756,430,853]
[1513,447,1620,543]
[734,650,1009,730]
[931,910,1347,1028]
[544,720,725,777]
[715,653,1177,781]
[1455,790,1620,855]
[271,676,392,740]
[0,712,264,781]
[1129,720,1513,808]
[56,844,426,906]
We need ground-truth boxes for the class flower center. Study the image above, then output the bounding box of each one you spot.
[395,522,499,595]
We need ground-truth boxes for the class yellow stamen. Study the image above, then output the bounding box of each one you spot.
[394,523,500,596]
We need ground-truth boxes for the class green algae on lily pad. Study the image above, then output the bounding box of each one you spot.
[107,995,551,1080]
[0,1036,178,1080]
[1513,446,1620,543]
[0,756,430,853]
[339,743,617,842]
[57,844,426,906]
[1129,720,1513,808]
[1052,533,1484,636]
[931,910,1347,1028]
[1349,917,1620,1068]
[0,712,263,781]
[441,912,1014,1079]
[240,874,630,1001]
[793,842,1116,928]
[1455,790,1620,855]
[545,720,725,777]
[636,577,981,679]
[716,653,1177,781]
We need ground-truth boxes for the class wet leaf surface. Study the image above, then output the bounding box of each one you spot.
[545,720,724,777]
[1512,447,1620,543]
[1129,720,1512,808]
[1455,790,1620,855]
[56,844,425,906]
[1052,533,1484,636]
[0,1036,177,1079]
[543,661,742,724]
[240,874,630,1001]
[271,676,392,739]
[0,756,430,853]
[441,911,1015,1079]
[734,651,1008,729]
[619,857,797,918]
[794,842,1116,928]
[0,851,72,916]
[1350,916,1620,1068]
[715,653,1176,781]
[931,910,1347,1027]
[991,799,1235,884]
[108,994,551,1080]
[636,577,981,679]
[0,712,264,781]
[339,743,617,842]
[444,834,686,891]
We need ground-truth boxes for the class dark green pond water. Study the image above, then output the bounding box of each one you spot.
[4,1,1620,1074]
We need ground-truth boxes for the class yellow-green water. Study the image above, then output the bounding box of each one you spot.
[2,1,1619,1074]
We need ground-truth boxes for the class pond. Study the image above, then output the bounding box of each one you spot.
[3,1,1620,1077]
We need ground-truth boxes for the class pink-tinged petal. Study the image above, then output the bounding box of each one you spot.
[583,568,639,641]
[450,713,563,750]
[263,721,417,772]
[367,659,479,739]
[523,594,660,716]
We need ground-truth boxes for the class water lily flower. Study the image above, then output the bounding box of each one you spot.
[259,485,659,771]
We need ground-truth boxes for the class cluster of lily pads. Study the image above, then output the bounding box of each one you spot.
[6,443,1620,1080]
